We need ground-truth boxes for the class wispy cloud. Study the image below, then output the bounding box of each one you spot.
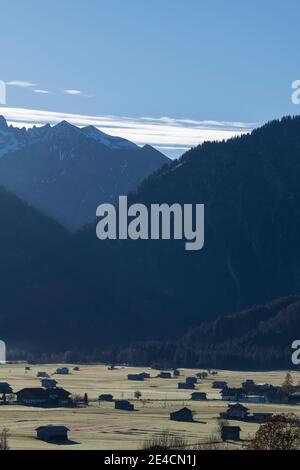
[34,89,50,94]
[0,107,258,157]
[6,80,36,88]
[64,89,82,95]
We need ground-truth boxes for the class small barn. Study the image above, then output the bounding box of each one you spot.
[127,374,144,381]
[170,407,193,422]
[37,371,49,378]
[191,392,207,401]
[99,394,113,402]
[158,372,172,379]
[212,381,227,389]
[221,426,241,442]
[178,382,195,390]
[186,377,197,385]
[56,367,69,375]
[115,400,134,411]
[36,425,69,442]
[41,379,57,389]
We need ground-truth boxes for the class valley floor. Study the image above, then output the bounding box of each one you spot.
[0,364,300,450]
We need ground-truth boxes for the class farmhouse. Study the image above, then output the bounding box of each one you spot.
[178,382,195,390]
[36,425,69,442]
[115,400,134,411]
[56,367,69,375]
[191,392,207,401]
[170,407,193,422]
[41,379,57,389]
[99,394,113,402]
[16,388,49,406]
[221,426,241,442]
[265,388,289,404]
[212,381,227,389]
[16,387,71,407]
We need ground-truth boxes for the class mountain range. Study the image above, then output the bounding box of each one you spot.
[1,115,300,366]
[0,116,168,229]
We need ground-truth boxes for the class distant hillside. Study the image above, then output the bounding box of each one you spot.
[100,296,300,370]
[0,117,169,229]
[0,186,69,347]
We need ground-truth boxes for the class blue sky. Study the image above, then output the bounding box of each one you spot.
[1,0,300,156]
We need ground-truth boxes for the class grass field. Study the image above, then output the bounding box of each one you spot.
[0,363,300,450]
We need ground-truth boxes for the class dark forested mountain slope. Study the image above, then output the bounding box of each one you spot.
[3,116,300,356]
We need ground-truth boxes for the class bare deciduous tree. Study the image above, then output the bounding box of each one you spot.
[248,414,300,450]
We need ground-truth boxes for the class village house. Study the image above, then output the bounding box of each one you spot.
[221,387,244,401]
[36,425,69,442]
[0,382,13,401]
[40,379,57,389]
[170,407,193,422]
[220,403,249,420]
[191,392,207,401]
[221,426,241,442]
[212,381,227,389]
[56,367,69,375]
[115,400,134,411]
[178,382,195,390]
[99,394,114,402]
[265,387,289,404]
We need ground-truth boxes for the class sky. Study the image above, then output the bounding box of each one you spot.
[0,0,300,157]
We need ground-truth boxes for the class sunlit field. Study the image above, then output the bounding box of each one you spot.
[0,363,299,450]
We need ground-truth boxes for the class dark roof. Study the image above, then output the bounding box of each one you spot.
[36,425,69,432]
[16,388,48,398]
[228,402,249,410]
[172,407,192,414]
[16,387,70,399]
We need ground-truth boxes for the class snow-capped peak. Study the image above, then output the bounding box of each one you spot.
[81,125,139,150]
